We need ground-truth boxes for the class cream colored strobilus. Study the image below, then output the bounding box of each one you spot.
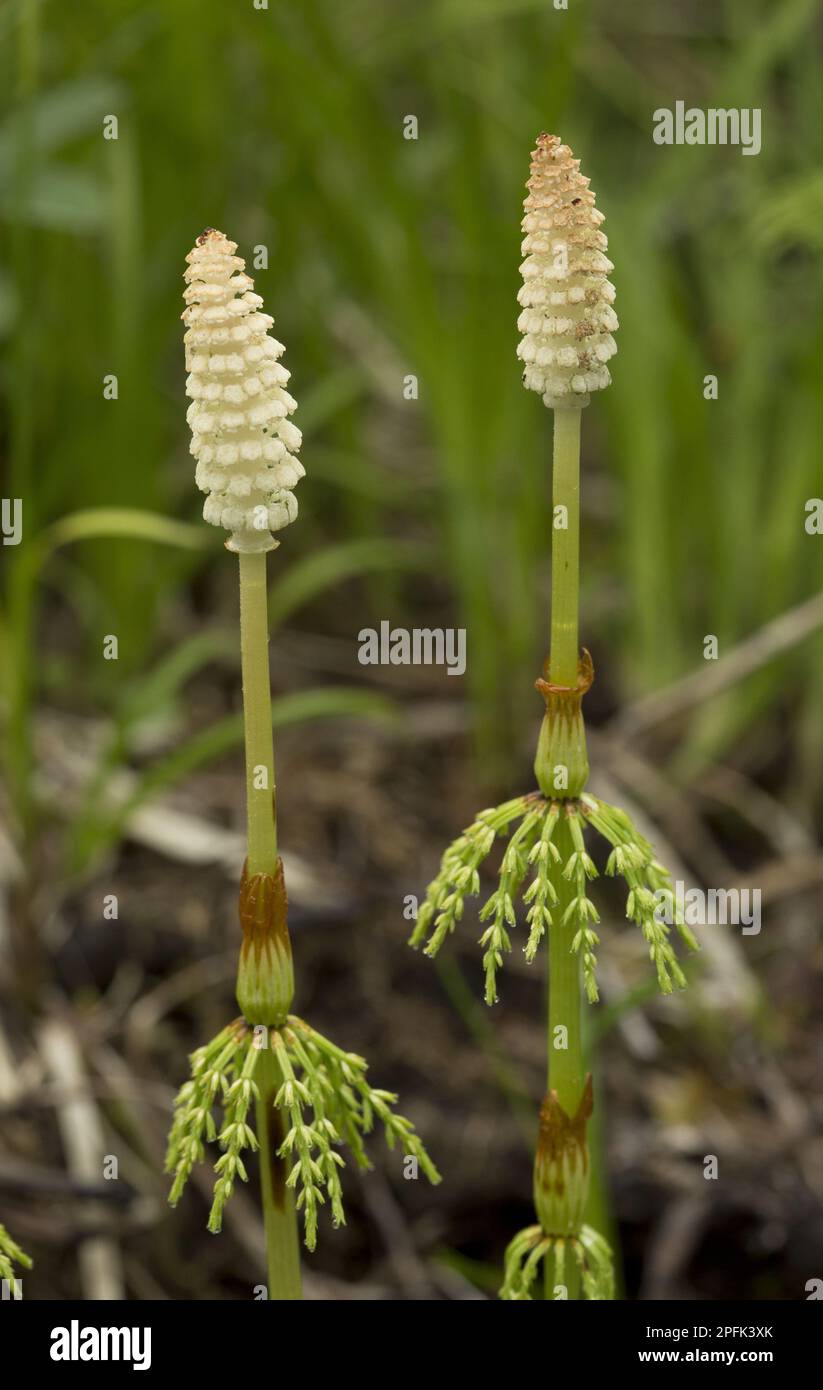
[517,133,618,409]
[183,228,304,554]
[412,136,698,1301]
[168,230,439,1302]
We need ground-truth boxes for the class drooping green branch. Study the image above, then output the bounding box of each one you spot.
[166,1016,439,1253]
[0,1223,32,1296]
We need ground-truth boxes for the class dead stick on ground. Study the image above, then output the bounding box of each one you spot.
[39,1019,125,1300]
[611,592,823,740]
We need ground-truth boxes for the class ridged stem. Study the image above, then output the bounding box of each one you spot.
[238,551,278,876]
[255,1044,302,1300]
[546,406,585,1299]
[547,814,584,1301]
[547,818,584,1112]
[550,407,582,687]
[237,551,301,1297]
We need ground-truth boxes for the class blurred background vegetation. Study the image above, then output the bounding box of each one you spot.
[1,0,822,1300]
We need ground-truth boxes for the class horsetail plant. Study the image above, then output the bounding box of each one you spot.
[167,230,439,1299]
[0,1223,31,1295]
[410,136,699,1300]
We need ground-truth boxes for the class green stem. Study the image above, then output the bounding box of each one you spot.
[546,814,584,1301]
[238,551,278,876]
[547,405,585,1116]
[237,551,301,1295]
[547,821,584,1112]
[550,407,582,687]
[546,406,585,1300]
[255,1044,302,1300]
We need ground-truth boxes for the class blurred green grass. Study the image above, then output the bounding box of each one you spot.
[2,0,823,839]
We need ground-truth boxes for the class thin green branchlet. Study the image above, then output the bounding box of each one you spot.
[167,230,439,1298]
[410,135,699,1300]
[502,1222,614,1301]
[412,792,697,1006]
[166,1015,438,1251]
[0,1223,32,1294]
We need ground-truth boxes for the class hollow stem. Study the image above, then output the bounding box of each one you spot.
[546,406,585,1299]
[546,813,584,1301]
[550,407,582,688]
[237,550,301,1296]
[547,820,584,1112]
[238,550,278,876]
[255,1043,302,1300]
